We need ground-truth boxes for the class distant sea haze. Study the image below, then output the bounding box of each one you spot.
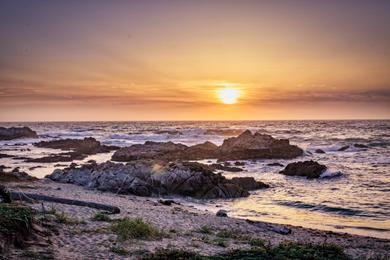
[0,120,389,239]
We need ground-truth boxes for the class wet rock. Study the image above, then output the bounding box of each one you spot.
[218,130,303,160]
[29,138,119,163]
[0,127,38,140]
[112,141,187,161]
[154,130,182,135]
[0,153,14,159]
[112,130,303,162]
[230,177,269,190]
[279,160,327,179]
[216,209,228,217]
[338,145,350,151]
[267,162,284,167]
[354,143,368,149]
[234,161,245,166]
[46,161,268,199]
[315,149,326,154]
[209,163,244,172]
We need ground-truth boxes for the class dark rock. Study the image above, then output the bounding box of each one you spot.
[267,162,284,167]
[230,177,269,190]
[158,199,177,206]
[279,160,327,179]
[112,130,303,162]
[354,143,368,149]
[218,130,303,160]
[0,127,38,140]
[29,137,119,163]
[338,145,350,151]
[209,163,243,172]
[216,209,228,217]
[0,153,14,158]
[234,161,245,166]
[154,130,182,135]
[0,168,37,182]
[28,166,43,171]
[46,161,268,199]
[315,149,326,154]
[112,141,187,161]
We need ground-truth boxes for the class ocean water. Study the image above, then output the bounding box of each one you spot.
[1,120,389,239]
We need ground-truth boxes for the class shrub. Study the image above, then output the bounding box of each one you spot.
[111,217,158,241]
[92,212,111,222]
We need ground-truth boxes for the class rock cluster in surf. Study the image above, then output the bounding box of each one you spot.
[112,130,303,162]
[27,137,119,163]
[0,127,38,140]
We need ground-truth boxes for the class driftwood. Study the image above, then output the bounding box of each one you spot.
[9,192,120,214]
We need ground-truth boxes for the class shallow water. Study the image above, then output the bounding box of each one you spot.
[1,120,389,239]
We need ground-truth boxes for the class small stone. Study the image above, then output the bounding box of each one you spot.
[216,209,228,217]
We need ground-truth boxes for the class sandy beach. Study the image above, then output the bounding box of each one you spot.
[3,179,389,259]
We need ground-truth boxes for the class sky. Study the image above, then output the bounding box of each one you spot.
[0,0,389,121]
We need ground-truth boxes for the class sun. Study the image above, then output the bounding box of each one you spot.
[217,87,240,104]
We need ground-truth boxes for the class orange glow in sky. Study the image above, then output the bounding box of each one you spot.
[0,1,389,121]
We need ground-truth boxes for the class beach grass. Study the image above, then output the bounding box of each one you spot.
[111,217,159,241]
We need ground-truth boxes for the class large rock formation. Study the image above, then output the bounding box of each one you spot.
[218,130,303,160]
[47,161,268,199]
[0,127,38,140]
[28,138,119,163]
[112,141,219,161]
[279,160,327,179]
[112,130,303,162]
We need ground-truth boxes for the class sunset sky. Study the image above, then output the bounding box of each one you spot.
[0,0,389,121]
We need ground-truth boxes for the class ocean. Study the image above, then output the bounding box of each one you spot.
[1,120,389,239]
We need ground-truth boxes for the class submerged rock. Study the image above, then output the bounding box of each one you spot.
[46,161,268,199]
[209,163,244,172]
[267,162,284,167]
[315,149,326,154]
[354,143,368,149]
[279,160,327,179]
[28,137,119,163]
[112,130,303,162]
[0,127,38,140]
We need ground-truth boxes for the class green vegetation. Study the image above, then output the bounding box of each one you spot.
[111,217,159,241]
[143,242,350,260]
[198,225,213,234]
[249,238,266,247]
[216,229,241,239]
[92,211,111,222]
[110,245,129,255]
[0,204,33,233]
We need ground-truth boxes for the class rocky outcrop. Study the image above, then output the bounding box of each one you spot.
[0,127,38,140]
[28,138,119,163]
[218,130,303,160]
[0,167,37,182]
[46,161,268,199]
[112,141,219,162]
[279,160,327,179]
[112,130,303,162]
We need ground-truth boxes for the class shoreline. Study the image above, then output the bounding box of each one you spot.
[5,179,390,259]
